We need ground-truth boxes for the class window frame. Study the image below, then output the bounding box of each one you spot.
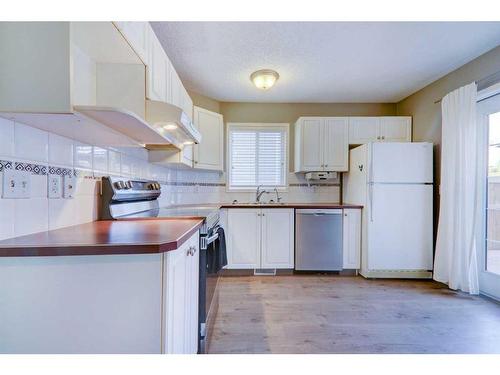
[226,122,290,192]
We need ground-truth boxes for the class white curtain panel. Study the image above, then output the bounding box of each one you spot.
[434,82,479,294]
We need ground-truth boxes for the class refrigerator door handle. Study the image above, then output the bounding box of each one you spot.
[369,183,374,222]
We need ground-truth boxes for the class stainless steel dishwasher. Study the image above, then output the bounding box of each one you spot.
[295,209,343,271]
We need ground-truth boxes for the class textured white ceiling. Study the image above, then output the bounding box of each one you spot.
[150,22,500,103]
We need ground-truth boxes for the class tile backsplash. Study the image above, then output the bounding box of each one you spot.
[0,118,340,240]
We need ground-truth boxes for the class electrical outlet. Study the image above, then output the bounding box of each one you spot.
[2,170,31,199]
[63,174,75,199]
[48,174,62,199]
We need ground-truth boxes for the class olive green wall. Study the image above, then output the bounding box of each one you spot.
[396,45,500,239]
[188,90,221,113]
[218,102,396,123]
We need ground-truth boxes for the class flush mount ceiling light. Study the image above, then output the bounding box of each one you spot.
[250,69,280,90]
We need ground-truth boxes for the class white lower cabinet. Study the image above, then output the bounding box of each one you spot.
[261,209,295,268]
[227,209,261,268]
[163,231,199,354]
[342,208,361,269]
[226,208,294,269]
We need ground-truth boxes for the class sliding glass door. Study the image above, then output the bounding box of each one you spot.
[479,91,500,299]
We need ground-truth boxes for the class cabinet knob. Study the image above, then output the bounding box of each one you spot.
[189,246,197,256]
[324,164,328,167]
[382,136,385,140]
[377,136,381,140]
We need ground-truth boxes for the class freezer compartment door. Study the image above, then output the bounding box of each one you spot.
[367,184,433,271]
[370,142,433,183]
[295,210,343,271]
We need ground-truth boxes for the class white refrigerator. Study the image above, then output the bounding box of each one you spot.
[343,142,434,278]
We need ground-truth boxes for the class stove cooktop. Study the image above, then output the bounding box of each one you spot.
[119,205,220,229]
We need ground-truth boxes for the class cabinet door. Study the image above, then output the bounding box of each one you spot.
[299,118,324,171]
[181,144,193,167]
[226,209,261,269]
[184,236,199,354]
[261,209,294,269]
[163,244,188,353]
[348,117,380,144]
[193,106,224,171]
[342,209,361,269]
[170,69,183,108]
[323,117,349,171]
[379,117,412,142]
[146,32,167,102]
[181,86,193,121]
[114,22,149,64]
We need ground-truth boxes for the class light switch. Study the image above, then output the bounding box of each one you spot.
[2,169,31,199]
[48,174,62,199]
[63,174,75,199]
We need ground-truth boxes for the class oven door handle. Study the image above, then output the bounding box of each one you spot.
[201,231,219,250]
[206,232,219,245]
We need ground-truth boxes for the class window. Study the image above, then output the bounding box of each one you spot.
[486,110,500,276]
[227,123,288,189]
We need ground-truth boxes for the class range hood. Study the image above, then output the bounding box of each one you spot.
[145,100,201,148]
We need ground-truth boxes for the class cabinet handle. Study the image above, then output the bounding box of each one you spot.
[324,164,328,167]
[377,136,380,140]
[382,136,385,140]
[189,246,197,255]
[187,248,192,256]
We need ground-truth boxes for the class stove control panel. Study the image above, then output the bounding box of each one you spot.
[102,177,162,202]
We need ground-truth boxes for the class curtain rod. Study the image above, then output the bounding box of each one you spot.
[433,70,500,104]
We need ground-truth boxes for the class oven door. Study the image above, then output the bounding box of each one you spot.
[198,227,220,353]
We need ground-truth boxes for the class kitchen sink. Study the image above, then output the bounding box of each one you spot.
[231,201,286,205]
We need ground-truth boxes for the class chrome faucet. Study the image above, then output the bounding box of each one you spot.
[255,185,268,203]
[274,187,282,203]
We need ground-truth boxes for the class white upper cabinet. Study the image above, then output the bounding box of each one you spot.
[379,116,412,142]
[114,22,149,64]
[193,106,224,171]
[348,117,380,144]
[323,117,349,171]
[349,116,411,144]
[297,118,323,171]
[146,29,169,103]
[117,22,193,120]
[294,117,348,172]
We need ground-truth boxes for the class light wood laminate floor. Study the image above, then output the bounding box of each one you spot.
[208,275,500,354]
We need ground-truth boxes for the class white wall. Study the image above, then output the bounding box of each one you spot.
[0,118,339,240]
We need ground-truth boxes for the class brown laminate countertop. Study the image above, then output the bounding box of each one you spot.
[0,219,204,257]
[219,203,363,209]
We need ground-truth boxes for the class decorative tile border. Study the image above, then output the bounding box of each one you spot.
[15,162,47,175]
[164,181,226,187]
[289,183,340,187]
[48,166,73,176]
[73,168,95,179]
[0,160,13,172]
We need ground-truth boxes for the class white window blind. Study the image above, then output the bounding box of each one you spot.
[228,124,287,189]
